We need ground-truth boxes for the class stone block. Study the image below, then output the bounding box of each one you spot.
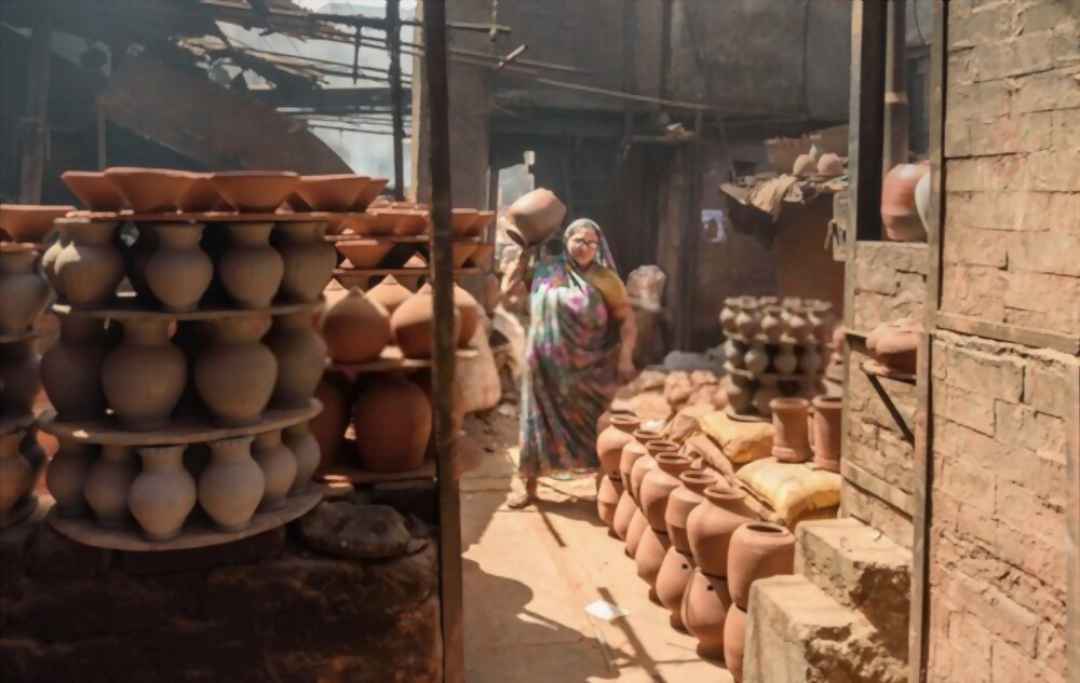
[942,226,1009,268]
[939,344,1025,402]
[938,569,1040,657]
[943,383,997,435]
[1013,69,1080,113]
[1052,108,1080,150]
[993,638,1067,683]
[939,457,997,513]
[940,262,1008,322]
[1028,149,1080,190]
[1024,362,1073,418]
[974,34,1056,81]
[1009,230,1080,277]
[1003,271,1080,334]
[967,112,1053,155]
[840,484,914,551]
[994,400,1067,464]
[1021,1,1076,33]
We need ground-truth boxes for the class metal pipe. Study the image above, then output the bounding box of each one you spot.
[883,0,909,171]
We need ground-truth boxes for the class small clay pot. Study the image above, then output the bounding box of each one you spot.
[597,413,641,478]
[353,376,432,473]
[656,547,696,631]
[683,569,731,661]
[391,285,461,359]
[294,174,367,212]
[770,397,812,463]
[253,429,297,511]
[199,436,266,531]
[727,522,796,610]
[724,604,748,681]
[0,204,75,242]
[145,223,213,312]
[639,453,693,532]
[665,469,720,553]
[310,376,350,473]
[130,445,197,541]
[811,395,843,472]
[61,171,127,211]
[41,316,108,421]
[104,167,193,213]
[0,243,48,335]
[275,221,336,303]
[320,288,392,364]
[629,453,658,504]
[102,318,187,431]
[0,341,41,415]
[84,445,136,528]
[210,171,300,213]
[0,432,32,519]
[45,439,94,518]
[624,508,649,559]
[366,275,412,315]
[881,163,930,242]
[611,486,637,541]
[284,422,321,494]
[176,172,222,212]
[744,343,769,375]
[735,303,759,338]
[634,525,671,595]
[194,315,277,427]
[596,475,623,530]
[686,486,756,577]
[218,222,284,308]
[266,311,327,409]
[54,219,124,308]
[506,189,566,247]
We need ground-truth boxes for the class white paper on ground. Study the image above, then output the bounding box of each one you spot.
[585,600,630,622]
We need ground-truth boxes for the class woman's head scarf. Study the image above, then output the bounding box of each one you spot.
[563,218,619,276]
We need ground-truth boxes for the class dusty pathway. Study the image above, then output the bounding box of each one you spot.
[461,409,731,683]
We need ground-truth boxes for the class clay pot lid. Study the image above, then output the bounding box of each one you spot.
[679,468,719,492]
[881,163,929,217]
[295,174,369,212]
[336,240,394,269]
[655,452,692,474]
[353,177,389,211]
[0,204,77,243]
[61,171,128,211]
[210,171,300,213]
[177,172,223,212]
[769,397,809,413]
[103,167,194,213]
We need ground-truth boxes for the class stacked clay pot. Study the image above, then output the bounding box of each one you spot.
[656,469,720,630]
[623,433,670,558]
[636,453,692,599]
[596,413,640,534]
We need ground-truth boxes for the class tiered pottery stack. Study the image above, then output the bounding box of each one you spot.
[39,167,331,549]
[719,296,832,421]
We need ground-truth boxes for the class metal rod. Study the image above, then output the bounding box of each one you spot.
[388,0,406,200]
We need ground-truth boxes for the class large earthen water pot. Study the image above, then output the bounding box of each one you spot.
[611,485,637,540]
[54,219,124,308]
[145,223,213,312]
[352,376,432,473]
[683,570,732,662]
[881,162,930,242]
[366,275,412,315]
[811,395,843,471]
[506,188,566,247]
[639,453,693,532]
[0,341,41,415]
[199,436,266,531]
[104,167,192,213]
[635,525,671,596]
[656,547,696,631]
[84,445,136,528]
[275,221,336,303]
[666,469,720,553]
[0,204,73,243]
[102,318,187,431]
[42,316,108,421]
[0,433,31,519]
[597,414,640,479]
[219,222,284,308]
[724,604,748,681]
[130,445,197,541]
[61,171,127,211]
[195,315,277,427]
[284,422,321,494]
[391,285,461,359]
[624,508,649,559]
[320,288,391,364]
[253,429,297,511]
[597,475,623,530]
[266,311,327,409]
[0,244,48,335]
[728,522,796,610]
[210,171,299,213]
[45,439,94,518]
[309,376,350,472]
[686,486,756,577]
[770,397,812,463]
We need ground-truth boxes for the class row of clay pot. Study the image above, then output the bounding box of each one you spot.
[719,296,834,345]
[42,218,336,312]
[770,396,843,471]
[723,374,818,419]
[335,238,494,271]
[44,312,324,431]
[46,426,320,540]
[0,430,46,522]
[333,206,494,239]
[722,338,824,375]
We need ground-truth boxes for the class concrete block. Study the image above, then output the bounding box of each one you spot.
[973,34,1056,81]
[942,226,1009,268]
[1014,69,1080,113]
[940,262,1008,322]
[1008,230,1080,277]
[940,344,1025,402]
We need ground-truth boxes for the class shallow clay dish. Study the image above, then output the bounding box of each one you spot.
[392,210,430,237]
[471,210,495,236]
[295,175,368,212]
[470,244,495,270]
[354,178,389,211]
[0,204,76,242]
[451,209,479,237]
[104,167,194,213]
[61,171,127,211]
[451,242,478,268]
[177,172,223,212]
[335,240,394,269]
[211,171,300,212]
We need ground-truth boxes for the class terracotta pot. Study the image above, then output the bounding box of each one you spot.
[54,219,124,308]
[744,343,769,375]
[682,569,731,661]
[719,300,739,335]
[751,379,781,418]
[104,167,193,213]
[646,439,679,458]
[472,210,495,236]
[284,422,321,494]
[84,445,136,528]
[367,275,412,315]
[783,306,810,339]
[666,469,720,553]
[130,445,197,541]
[624,508,649,558]
[597,475,623,530]
[817,152,844,177]
[391,285,461,359]
[811,395,843,471]
[353,376,431,473]
[218,222,284,308]
[274,221,336,303]
[759,306,783,343]
[452,284,482,348]
[253,429,297,511]
[195,315,277,427]
[774,343,798,375]
[398,253,427,290]
[45,439,94,518]
[728,522,796,609]
[177,172,222,212]
[724,604,748,681]
[597,414,640,478]
[320,288,391,364]
[611,487,637,540]
[807,301,835,343]
[792,153,815,177]
[881,163,930,242]
[734,304,758,338]
[295,174,366,212]
[0,204,75,242]
[770,398,812,463]
[724,339,745,368]
[686,486,756,576]
[506,189,566,247]
[639,453,693,532]
[354,177,389,211]
[199,436,266,531]
[635,525,671,594]
[102,318,186,431]
[210,171,299,213]
[126,223,158,303]
[800,346,823,375]
[656,547,696,631]
[451,208,479,237]
[145,223,213,312]
[336,239,394,269]
[0,243,48,334]
[629,453,657,503]
[42,316,108,421]
[392,210,430,237]
[619,438,649,496]
[266,311,327,409]
[0,341,41,415]
[310,376,350,473]
[41,224,69,292]
[0,432,31,519]
[61,171,127,211]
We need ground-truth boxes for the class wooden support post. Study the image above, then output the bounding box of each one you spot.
[1068,362,1080,683]
[388,0,406,200]
[421,2,464,682]
[18,1,53,203]
[883,0,910,171]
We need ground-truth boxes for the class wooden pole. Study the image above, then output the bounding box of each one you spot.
[421,1,464,681]
[883,0,910,171]
[388,0,406,200]
[18,1,53,203]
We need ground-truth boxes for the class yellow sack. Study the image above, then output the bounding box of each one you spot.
[698,411,774,465]
[736,458,842,527]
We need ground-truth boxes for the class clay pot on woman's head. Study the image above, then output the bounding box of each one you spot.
[130,445,197,541]
[665,468,720,553]
[275,221,337,303]
[506,188,567,247]
[102,318,187,431]
[199,436,266,532]
[682,569,731,662]
[811,395,843,472]
[656,547,696,631]
[727,522,796,610]
[881,162,930,242]
[194,315,277,427]
[145,223,214,312]
[266,311,328,409]
[685,485,756,577]
[770,397,812,463]
[42,316,108,421]
[218,222,284,309]
[319,288,392,364]
[639,453,693,532]
[352,376,432,473]
[0,243,49,335]
[390,285,461,359]
[54,219,125,308]
[597,413,641,479]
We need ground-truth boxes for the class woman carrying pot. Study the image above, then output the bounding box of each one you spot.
[502,190,637,508]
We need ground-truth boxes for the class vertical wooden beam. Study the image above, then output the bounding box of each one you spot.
[18,1,53,203]
[1068,361,1080,683]
[388,0,406,200]
[883,0,910,171]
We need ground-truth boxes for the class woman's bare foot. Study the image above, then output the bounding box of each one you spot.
[507,477,539,509]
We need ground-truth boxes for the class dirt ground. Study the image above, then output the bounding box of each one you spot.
[461,407,732,683]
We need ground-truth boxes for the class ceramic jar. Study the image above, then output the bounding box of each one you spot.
[770,398,812,463]
[102,318,186,431]
[656,547,696,631]
[744,343,769,375]
[635,524,671,596]
[144,223,213,312]
[320,288,391,364]
[0,432,31,519]
[724,604,749,681]
[639,453,693,532]
[666,469,721,553]
[45,439,94,517]
[751,378,781,418]
[310,376,350,472]
[130,445,197,541]
[881,162,930,242]
[0,244,48,335]
[686,486,756,577]
[366,275,412,315]
[195,315,277,427]
[811,395,843,472]
[624,508,650,559]
[629,451,659,504]
[253,429,297,511]
[619,436,650,495]
[266,311,327,409]
[682,569,731,661]
[452,285,482,349]
[41,316,108,420]
[759,306,783,344]
[597,414,640,479]
[353,376,432,473]
[84,445,136,528]
[505,188,567,247]
[0,341,41,415]
[728,522,796,609]
[284,422,321,494]
[219,222,284,308]
[274,221,336,303]
[774,343,798,375]
[199,436,266,531]
[54,219,124,308]
[596,475,623,530]
[126,224,158,303]
[611,484,638,541]
[783,305,810,340]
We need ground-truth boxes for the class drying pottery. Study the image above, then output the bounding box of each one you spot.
[719,300,739,335]
[352,376,432,473]
[735,304,758,338]
[724,604,748,681]
[195,315,277,426]
[800,345,823,374]
[266,311,327,409]
[751,378,781,417]
[811,395,843,472]
[451,242,478,268]
[451,208,479,237]
[276,220,335,302]
[0,204,74,243]
[295,174,366,212]
[619,437,649,495]
[506,188,566,247]
[54,219,124,308]
[724,376,752,415]
[0,433,31,519]
[320,288,392,364]
[0,243,48,334]
[199,436,266,531]
[817,152,844,177]
[102,318,186,430]
[253,429,297,511]
[724,339,745,369]
[61,171,127,211]
[611,486,637,540]
[774,343,798,375]
[125,224,158,303]
[219,222,284,308]
[770,398,812,463]
[210,171,299,212]
[104,167,192,213]
[597,413,640,478]
[145,223,213,312]
[473,210,495,235]
[639,453,693,532]
[635,525,671,595]
[597,475,623,530]
[391,285,461,359]
[807,301,835,342]
[365,208,399,236]
[130,445,197,541]
[45,439,94,518]
[759,306,783,343]
[686,486,756,577]
[284,422,321,494]
[744,343,769,375]
[728,522,796,609]
[624,508,649,559]
[646,439,679,457]
[336,239,394,269]
[0,341,41,415]
[656,547,696,631]
[353,177,389,210]
[881,162,930,242]
[783,306,811,339]
[84,445,136,528]
[683,570,732,661]
[310,376,350,472]
[367,275,412,315]
[629,452,658,504]
[42,316,108,420]
[391,209,430,237]
[666,469,721,553]
[176,172,222,212]
[398,253,427,290]
[452,284,482,348]
[41,223,70,291]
